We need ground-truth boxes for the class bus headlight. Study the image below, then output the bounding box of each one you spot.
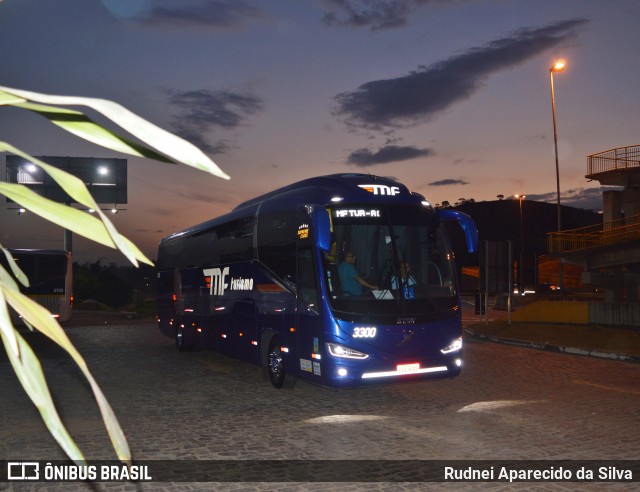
[327,343,369,360]
[440,336,463,354]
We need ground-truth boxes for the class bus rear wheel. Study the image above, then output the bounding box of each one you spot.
[267,337,295,388]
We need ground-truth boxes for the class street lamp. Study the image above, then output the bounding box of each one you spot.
[550,59,566,295]
[550,59,565,232]
[515,194,526,294]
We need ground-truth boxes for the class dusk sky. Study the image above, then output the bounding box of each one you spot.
[1,0,639,265]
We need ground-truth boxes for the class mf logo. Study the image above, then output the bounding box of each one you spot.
[358,184,400,196]
[203,267,229,296]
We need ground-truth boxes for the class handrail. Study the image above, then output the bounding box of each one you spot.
[587,144,640,176]
[547,213,640,254]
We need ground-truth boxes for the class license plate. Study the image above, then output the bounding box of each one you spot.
[397,363,420,374]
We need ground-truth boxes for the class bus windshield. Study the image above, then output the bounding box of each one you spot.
[2,249,73,322]
[14,253,68,295]
[325,204,457,320]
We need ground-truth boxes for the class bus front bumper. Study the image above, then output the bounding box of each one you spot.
[325,353,462,388]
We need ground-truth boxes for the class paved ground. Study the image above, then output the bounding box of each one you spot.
[460,296,640,362]
[1,309,639,491]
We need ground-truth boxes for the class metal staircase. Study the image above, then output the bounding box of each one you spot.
[547,213,640,254]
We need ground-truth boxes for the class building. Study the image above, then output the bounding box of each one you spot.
[548,145,640,325]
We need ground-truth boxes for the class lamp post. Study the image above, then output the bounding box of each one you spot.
[515,194,525,294]
[550,59,566,295]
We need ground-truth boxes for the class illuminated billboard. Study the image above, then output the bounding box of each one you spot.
[5,155,127,205]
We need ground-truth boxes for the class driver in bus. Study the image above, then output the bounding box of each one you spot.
[338,250,378,296]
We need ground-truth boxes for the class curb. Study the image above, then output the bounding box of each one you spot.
[69,310,148,321]
[463,328,640,364]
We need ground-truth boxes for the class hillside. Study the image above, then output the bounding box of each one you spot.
[455,199,601,247]
[445,200,602,292]
[449,199,601,256]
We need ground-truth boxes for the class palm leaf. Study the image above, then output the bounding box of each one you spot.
[0,86,230,179]
[0,297,86,463]
[2,286,131,463]
[0,144,152,266]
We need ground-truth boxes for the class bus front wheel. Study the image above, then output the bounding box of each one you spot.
[267,337,295,389]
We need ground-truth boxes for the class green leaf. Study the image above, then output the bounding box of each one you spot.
[0,89,26,105]
[0,145,153,266]
[0,271,20,359]
[14,102,174,163]
[0,244,30,287]
[1,144,101,208]
[0,84,235,465]
[0,183,152,266]
[0,182,115,245]
[0,302,86,463]
[3,286,131,463]
[0,85,230,179]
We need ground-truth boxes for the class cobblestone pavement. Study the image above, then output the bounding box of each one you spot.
[1,320,639,491]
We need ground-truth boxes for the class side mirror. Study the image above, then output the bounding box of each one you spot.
[311,206,332,251]
[437,209,478,253]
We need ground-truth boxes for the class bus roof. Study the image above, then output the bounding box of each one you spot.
[159,174,427,244]
[233,173,415,211]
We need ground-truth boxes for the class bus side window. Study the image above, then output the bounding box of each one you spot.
[324,252,342,298]
[297,246,318,309]
[257,211,297,285]
[217,217,255,263]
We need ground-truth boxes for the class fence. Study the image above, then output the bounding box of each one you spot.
[547,213,640,254]
[587,145,640,176]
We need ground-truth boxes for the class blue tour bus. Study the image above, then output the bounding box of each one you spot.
[156,174,477,388]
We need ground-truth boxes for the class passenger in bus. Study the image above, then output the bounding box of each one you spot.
[391,261,417,299]
[391,262,417,290]
[338,251,378,296]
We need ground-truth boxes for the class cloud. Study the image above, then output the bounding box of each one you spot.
[167,89,264,128]
[166,88,264,155]
[334,18,589,130]
[320,0,440,31]
[132,176,236,205]
[429,178,469,186]
[347,145,434,166]
[527,186,619,211]
[105,0,264,28]
[152,1,263,28]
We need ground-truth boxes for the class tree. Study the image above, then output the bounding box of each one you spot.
[0,86,230,464]
[74,262,132,308]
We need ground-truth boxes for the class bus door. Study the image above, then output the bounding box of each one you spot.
[226,296,257,363]
[295,244,323,381]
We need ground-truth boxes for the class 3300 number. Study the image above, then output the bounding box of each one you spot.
[353,326,377,338]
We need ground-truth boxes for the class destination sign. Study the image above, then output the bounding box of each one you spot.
[334,209,381,218]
